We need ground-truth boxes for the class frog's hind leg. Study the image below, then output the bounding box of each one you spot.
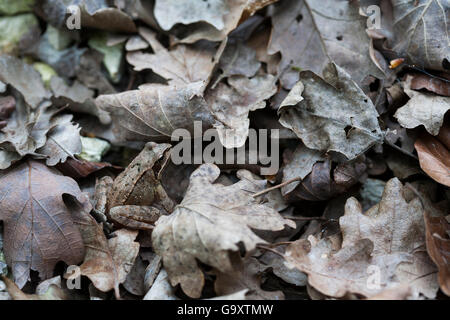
[109,205,161,231]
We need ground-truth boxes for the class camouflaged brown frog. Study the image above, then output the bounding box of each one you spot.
[94,142,175,231]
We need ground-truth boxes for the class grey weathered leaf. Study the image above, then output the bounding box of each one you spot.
[39,0,136,33]
[278,62,383,160]
[268,0,384,89]
[0,93,54,169]
[395,76,450,135]
[218,41,261,79]
[0,55,50,109]
[285,178,439,298]
[388,0,449,71]
[37,114,82,166]
[50,76,111,125]
[206,74,277,148]
[154,0,228,31]
[281,144,325,195]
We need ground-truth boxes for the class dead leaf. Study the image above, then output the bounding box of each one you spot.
[0,55,50,109]
[387,0,449,71]
[152,164,295,298]
[0,160,90,288]
[206,74,277,148]
[127,27,222,87]
[424,212,450,296]
[70,215,139,299]
[96,82,215,143]
[37,114,82,166]
[213,255,284,300]
[395,76,450,135]
[414,130,450,187]
[281,144,325,196]
[367,285,413,300]
[283,158,366,201]
[285,178,439,298]
[56,158,118,180]
[409,73,450,97]
[340,178,438,298]
[154,0,229,31]
[268,0,384,89]
[2,276,69,300]
[50,76,111,125]
[143,269,178,300]
[278,62,383,160]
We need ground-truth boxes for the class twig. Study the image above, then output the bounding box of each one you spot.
[285,216,330,222]
[256,245,285,258]
[253,177,301,198]
[384,138,419,160]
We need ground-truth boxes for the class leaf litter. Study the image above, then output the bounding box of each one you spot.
[0,0,449,301]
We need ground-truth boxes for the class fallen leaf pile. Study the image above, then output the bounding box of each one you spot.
[0,0,448,301]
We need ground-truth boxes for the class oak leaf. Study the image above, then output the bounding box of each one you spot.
[285,178,439,298]
[152,164,295,298]
[278,63,383,160]
[424,212,450,296]
[69,204,140,299]
[127,27,223,87]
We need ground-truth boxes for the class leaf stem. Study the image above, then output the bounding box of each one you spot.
[252,177,302,198]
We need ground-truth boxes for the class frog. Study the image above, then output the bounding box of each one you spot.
[94,142,176,231]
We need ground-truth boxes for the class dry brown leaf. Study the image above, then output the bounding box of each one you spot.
[96,81,215,143]
[70,217,139,299]
[0,160,90,288]
[424,212,450,296]
[285,178,439,298]
[127,27,222,87]
[268,0,384,89]
[152,164,295,298]
[409,73,450,97]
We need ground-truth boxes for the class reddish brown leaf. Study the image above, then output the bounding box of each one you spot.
[414,132,450,187]
[56,158,120,179]
[424,212,450,296]
[409,73,450,97]
[0,160,91,288]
